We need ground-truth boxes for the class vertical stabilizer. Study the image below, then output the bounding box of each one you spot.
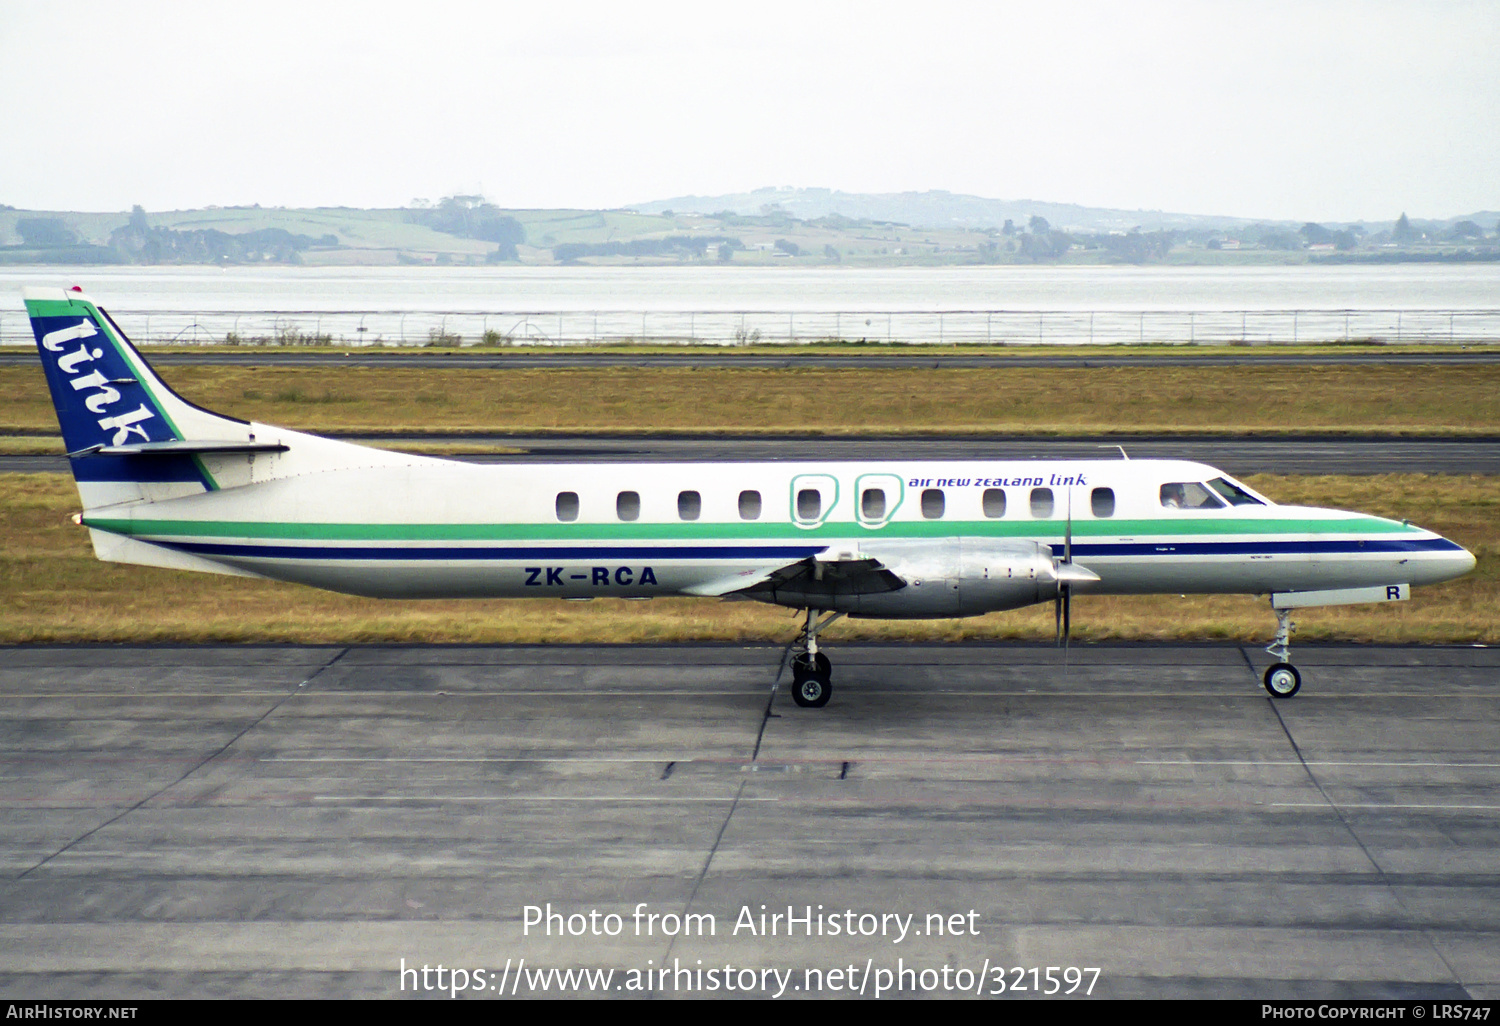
[23,286,257,508]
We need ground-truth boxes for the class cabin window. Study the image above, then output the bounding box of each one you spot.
[616,491,640,522]
[921,488,945,519]
[797,488,822,521]
[1030,487,1054,518]
[555,491,580,522]
[1091,487,1115,518]
[738,490,762,520]
[861,488,886,520]
[1161,482,1225,510]
[1207,477,1265,506]
[678,490,701,521]
[982,488,1006,518]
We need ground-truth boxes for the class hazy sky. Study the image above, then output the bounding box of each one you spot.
[2,1,1495,221]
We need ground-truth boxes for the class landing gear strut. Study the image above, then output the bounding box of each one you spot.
[788,608,843,708]
[1263,606,1302,698]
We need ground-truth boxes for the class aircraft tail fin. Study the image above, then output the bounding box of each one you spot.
[24,286,255,452]
[24,286,267,506]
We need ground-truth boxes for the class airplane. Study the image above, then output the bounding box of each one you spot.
[24,285,1477,706]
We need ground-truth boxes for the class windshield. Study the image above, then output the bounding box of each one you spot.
[1207,477,1266,506]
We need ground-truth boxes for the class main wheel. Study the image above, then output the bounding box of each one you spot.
[791,652,831,679]
[791,671,832,708]
[1264,662,1301,698]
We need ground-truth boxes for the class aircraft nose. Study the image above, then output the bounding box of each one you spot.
[1438,538,1478,582]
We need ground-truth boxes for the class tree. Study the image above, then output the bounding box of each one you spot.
[773,239,800,257]
[1300,222,1336,245]
[16,217,77,247]
[129,205,150,232]
[1001,219,1016,236]
[1393,212,1416,243]
[823,244,840,262]
[1028,215,1050,233]
[1448,220,1484,240]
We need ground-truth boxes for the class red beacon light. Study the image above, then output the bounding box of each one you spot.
[70,285,83,292]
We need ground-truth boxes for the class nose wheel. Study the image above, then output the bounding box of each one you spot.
[1263,606,1302,699]
[1263,662,1301,698]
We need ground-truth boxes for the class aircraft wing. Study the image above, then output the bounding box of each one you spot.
[683,552,905,599]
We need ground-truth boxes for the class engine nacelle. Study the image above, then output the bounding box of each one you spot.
[758,538,1060,619]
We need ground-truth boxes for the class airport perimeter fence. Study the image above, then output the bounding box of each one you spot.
[3,308,1500,348]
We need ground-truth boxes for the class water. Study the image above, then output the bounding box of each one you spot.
[3,264,1497,346]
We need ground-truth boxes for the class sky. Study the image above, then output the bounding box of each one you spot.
[1,1,1496,222]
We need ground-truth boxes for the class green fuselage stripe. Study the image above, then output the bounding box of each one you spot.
[85,515,1413,542]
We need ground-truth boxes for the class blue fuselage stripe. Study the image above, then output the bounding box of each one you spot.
[1068,539,1463,556]
[147,537,1465,563]
[165,542,825,561]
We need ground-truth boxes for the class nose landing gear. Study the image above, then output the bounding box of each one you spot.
[1263,607,1302,698]
[787,609,842,708]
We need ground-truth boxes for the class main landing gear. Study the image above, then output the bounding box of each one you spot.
[787,608,843,708]
[1263,607,1302,698]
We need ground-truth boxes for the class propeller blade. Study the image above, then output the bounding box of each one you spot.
[1065,489,1073,565]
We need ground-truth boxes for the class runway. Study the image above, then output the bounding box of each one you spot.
[1,643,1497,999]
[4,348,1500,370]
[7,434,1500,475]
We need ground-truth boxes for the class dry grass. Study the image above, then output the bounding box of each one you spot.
[3,363,1500,436]
[2,473,1493,646]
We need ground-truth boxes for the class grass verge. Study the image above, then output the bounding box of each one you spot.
[3,363,1500,437]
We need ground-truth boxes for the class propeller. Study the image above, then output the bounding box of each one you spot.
[1055,488,1073,650]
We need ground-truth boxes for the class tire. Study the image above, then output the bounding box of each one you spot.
[1263,662,1302,698]
[792,652,832,680]
[791,671,832,708]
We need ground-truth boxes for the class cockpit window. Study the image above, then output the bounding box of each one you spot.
[1207,477,1265,506]
[1160,482,1225,510]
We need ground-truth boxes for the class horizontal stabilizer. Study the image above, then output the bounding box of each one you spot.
[69,439,290,458]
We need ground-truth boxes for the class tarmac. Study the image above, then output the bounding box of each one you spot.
[1,642,1497,999]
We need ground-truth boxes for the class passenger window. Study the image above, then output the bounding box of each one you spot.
[1091,487,1115,518]
[982,488,1006,518]
[738,490,761,520]
[555,491,579,522]
[1030,487,1054,518]
[861,488,886,520]
[797,488,822,521]
[921,488,945,519]
[616,491,640,522]
[678,490,701,521]
[1161,482,1225,510]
